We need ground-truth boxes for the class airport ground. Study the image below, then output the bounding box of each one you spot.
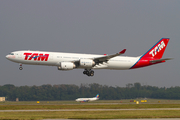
[0,99,180,119]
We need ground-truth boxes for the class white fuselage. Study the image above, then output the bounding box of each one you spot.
[6,50,140,70]
[75,97,99,102]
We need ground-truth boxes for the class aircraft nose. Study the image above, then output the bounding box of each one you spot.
[6,55,9,59]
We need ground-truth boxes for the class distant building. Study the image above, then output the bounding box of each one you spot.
[0,97,5,101]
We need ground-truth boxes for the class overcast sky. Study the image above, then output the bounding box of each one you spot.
[0,0,179,87]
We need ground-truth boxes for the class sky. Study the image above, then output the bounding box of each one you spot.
[0,0,179,88]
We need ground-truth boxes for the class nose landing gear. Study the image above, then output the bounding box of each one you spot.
[19,64,23,70]
[83,69,94,76]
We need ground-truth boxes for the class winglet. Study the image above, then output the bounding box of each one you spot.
[93,49,126,63]
[119,49,126,54]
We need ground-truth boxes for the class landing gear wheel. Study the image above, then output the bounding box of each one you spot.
[83,71,87,74]
[90,71,94,76]
[83,69,94,76]
[86,71,89,75]
[19,67,23,70]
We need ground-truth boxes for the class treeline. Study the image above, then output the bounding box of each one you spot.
[0,83,180,101]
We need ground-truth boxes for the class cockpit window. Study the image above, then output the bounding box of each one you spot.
[9,53,14,55]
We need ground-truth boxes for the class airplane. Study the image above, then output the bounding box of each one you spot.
[75,94,99,102]
[6,38,172,76]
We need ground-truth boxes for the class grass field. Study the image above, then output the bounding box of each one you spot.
[1,104,180,110]
[1,110,180,119]
[0,99,180,119]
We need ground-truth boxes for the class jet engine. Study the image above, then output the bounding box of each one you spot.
[58,62,76,70]
[80,59,95,67]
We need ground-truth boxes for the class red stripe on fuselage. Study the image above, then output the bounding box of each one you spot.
[131,58,165,69]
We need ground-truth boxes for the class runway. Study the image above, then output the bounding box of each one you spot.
[43,118,179,120]
[0,108,180,112]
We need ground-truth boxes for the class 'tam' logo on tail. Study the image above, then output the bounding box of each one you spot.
[142,38,169,59]
[149,41,166,57]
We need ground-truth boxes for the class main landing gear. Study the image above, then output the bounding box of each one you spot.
[83,69,94,76]
[19,63,23,70]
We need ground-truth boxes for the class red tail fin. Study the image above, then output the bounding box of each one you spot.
[141,38,169,59]
[131,38,170,69]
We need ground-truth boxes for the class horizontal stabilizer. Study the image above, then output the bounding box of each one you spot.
[150,58,173,63]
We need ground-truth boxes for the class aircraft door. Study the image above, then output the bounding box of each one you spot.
[49,54,53,60]
[18,52,22,58]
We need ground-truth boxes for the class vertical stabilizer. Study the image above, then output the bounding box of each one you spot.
[141,38,169,59]
[131,38,170,69]
[96,94,99,98]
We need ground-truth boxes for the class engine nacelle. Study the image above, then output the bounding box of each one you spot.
[80,59,95,68]
[58,62,75,70]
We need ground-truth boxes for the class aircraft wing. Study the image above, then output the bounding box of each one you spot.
[150,58,173,63]
[72,49,126,66]
[93,49,126,64]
